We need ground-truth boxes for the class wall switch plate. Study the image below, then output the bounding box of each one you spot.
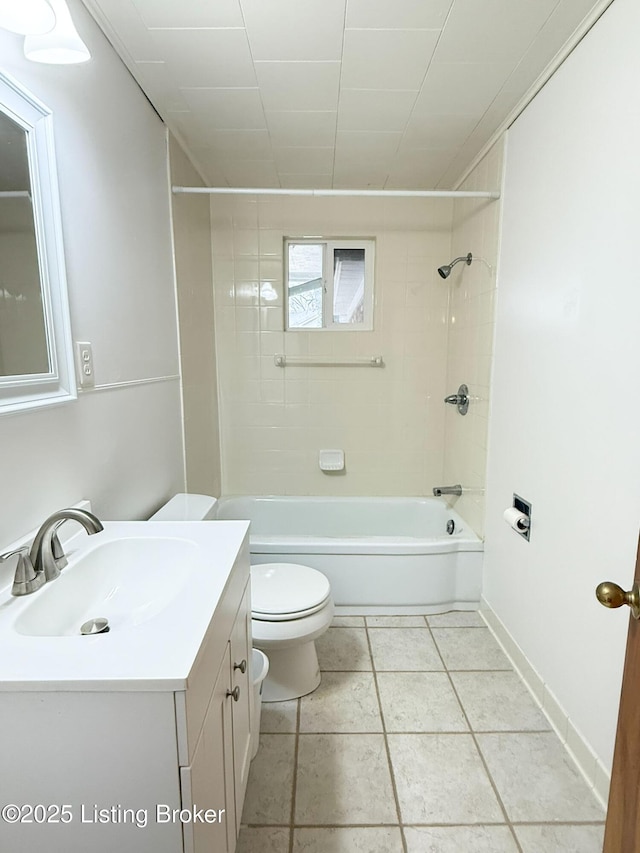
[75,341,95,388]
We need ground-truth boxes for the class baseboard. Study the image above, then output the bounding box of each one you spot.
[480,596,611,809]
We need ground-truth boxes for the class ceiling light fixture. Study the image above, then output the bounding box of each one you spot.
[23,0,90,64]
[0,0,56,35]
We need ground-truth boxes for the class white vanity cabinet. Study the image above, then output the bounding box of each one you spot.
[179,583,253,853]
[0,522,253,853]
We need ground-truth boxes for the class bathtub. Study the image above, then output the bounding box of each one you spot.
[215,496,483,612]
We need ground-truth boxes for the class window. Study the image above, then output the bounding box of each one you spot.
[285,238,374,330]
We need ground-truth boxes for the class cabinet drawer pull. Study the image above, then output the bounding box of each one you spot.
[226,686,240,702]
[234,659,247,674]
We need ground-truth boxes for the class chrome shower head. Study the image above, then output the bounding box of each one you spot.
[437,252,473,279]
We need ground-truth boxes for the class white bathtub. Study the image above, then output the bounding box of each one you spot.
[215,496,483,612]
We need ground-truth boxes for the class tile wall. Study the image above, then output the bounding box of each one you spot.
[442,139,504,536]
[212,196,453,496]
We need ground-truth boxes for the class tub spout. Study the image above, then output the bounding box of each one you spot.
[433,485,463,497]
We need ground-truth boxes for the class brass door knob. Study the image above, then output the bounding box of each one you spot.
[595,581,640,620]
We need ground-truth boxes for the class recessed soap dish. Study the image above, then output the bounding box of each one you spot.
[319,449,345,472]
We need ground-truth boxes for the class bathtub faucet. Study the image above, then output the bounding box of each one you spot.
[433,485,463,497]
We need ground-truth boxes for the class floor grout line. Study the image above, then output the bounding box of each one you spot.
[364,621,409,853]
[426,620,525,853]
[287,698,300,853]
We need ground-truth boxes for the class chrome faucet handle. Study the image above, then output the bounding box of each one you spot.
[0,547,45,596]
[50,520,68,570]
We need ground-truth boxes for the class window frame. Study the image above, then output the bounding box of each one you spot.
[284,237,375,331]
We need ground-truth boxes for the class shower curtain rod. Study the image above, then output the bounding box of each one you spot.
[172,186,500,199]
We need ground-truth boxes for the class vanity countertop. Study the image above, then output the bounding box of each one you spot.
[0,520,250,692]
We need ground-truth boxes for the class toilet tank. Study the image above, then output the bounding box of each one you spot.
[148,493,218,521]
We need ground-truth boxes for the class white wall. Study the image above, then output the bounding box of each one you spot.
[211,195,452,496]
[442,140,504,537]
[169,135,222,496]
[0,0,184,547]
[484,0,640,779]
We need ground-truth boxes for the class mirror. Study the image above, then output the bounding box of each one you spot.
[0,70,75,414]
[0,111,49,376]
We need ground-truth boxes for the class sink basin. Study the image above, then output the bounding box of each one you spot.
[14,536,199,637]
[0,518,250,688]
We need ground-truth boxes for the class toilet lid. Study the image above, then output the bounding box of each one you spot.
[251,563,331,618]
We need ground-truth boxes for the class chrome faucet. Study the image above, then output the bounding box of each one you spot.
[432,485,463,497]
[30,508,104,584]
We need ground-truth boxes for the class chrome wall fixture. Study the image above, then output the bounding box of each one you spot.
[432,485,463,497]
[438,253,473,279]
[274,354,384,368]
[444,384,469,415]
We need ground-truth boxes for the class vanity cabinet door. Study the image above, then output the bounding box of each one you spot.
[230,585,253,833]
[180,645,236,853]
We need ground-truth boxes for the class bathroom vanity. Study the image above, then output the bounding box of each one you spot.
[0,520,252,853]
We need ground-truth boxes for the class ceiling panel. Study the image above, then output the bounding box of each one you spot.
[413,62,516,116]
[81,0,606,189]
[336,132,403,157]
[332,165,392,188]
[402,114,480,148]
[131,0,244,28]
[336,90,418,132]
[386,150,458,189]
[254,62,341,111]
[265,112,338,147]
[345,0,453,30]
[148,29,256,88]
[178,89,266,130]
[241,0,346,61]
[433,0,561,64]
[207,130,273,159]
[272,147,335,174]
[341,29,440,90]
[218,160,280,187]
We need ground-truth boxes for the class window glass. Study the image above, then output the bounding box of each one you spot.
[333,247,365,325]
[287,242,323,329]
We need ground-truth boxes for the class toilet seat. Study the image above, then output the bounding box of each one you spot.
[251,563,331,622]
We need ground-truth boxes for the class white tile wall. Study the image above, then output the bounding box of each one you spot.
[212,196,453,495]
[442,139,504,536]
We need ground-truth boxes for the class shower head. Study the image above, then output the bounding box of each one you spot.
[437,252,473,279]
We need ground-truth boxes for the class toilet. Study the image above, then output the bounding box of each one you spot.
[250,562,334,702]
[149,494,334,702]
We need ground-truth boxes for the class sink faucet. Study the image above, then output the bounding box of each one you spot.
[30,508,104,583]
[432,485,463,497]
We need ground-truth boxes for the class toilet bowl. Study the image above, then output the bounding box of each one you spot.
[251,562,334,702]
[149,495,334,702]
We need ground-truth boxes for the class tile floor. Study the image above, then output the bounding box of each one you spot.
[237,613,605,853]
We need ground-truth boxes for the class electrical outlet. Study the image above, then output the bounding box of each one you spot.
[75,341,95,388]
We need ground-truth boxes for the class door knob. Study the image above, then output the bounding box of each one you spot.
[234,659,247,674]
[595,581,640,620]
[226,686,240,702]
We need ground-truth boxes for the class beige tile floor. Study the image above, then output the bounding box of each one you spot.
[238,614,605,853]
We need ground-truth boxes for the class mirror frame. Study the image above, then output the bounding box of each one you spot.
[0,69,76,415]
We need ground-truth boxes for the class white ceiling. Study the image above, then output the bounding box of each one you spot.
[82,0,604,190]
